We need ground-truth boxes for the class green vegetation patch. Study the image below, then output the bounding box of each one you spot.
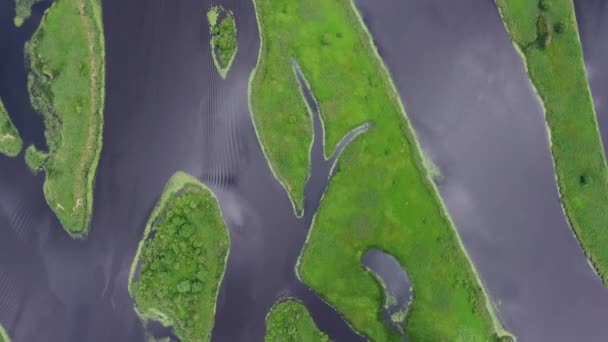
[24,144,48,171]
[252,0,511,340]
[208,5,237,79]
[14,0,44,27]
[0,99,23,157]
[129,172,229,342]
[497,0,608,284]
[25,0,105,237]
[0,325,9,342]
[265,299,330,342]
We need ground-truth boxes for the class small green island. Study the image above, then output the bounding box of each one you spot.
[0,99,23,157]
[0,325,9,342]
[25,0,105,237]
[265,300,330,342]
[497,0,608,284]
[251,0,512,340]
[129,172,229,342]
[14,0,44,27]
[207,5,237,79]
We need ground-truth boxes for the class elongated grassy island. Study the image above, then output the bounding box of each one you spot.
[208,6,237,79]
[0,99,23,157]
[497,0,608,283]
[25,0,105,238]
[265,299,330,342]
[251,0,511,340]
[129,172,229,342]
[0,325,9,342]
[14,0,44,27]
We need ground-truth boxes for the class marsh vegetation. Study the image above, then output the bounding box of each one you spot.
[250,0,511,340]
[0,99,23,157]
[25,0,105,237]
[14,0,44,26]
[0,325,9,342]
[497,0,608,284]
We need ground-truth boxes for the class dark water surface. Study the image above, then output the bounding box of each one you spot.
[0,0,363,341]
[361,250,412,336]
[355,0,608,341]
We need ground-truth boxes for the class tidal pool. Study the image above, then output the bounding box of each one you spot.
[361,249,413,336]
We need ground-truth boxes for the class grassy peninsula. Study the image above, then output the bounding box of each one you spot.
[25,0,105,237]
[208,5,237,79]
[251,0,511,340]
[497,0,608,283]
[0,99,23,157]
[14,0,44,27]
[0,325,9,342]
[129,172,229,342]
[265,300,330,342]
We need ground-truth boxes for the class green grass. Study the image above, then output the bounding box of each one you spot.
[129,172,229,342]
[13,0,44,27]
[265,299,330,342]
[0,98,23,157]
[0,325,9,342]
[251,0,511,340]
[25,0,105,238]
[208,5,237,79]
[24,144,48,171]
[497,0,608,284]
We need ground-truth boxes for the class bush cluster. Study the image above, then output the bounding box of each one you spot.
[211,10,237,68]
[265,300,330,342]
[132,187,228,341]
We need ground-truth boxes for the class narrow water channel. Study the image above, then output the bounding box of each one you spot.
[355,0,608,340]
[361,249,412,337]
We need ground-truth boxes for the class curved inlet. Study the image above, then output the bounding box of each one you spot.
[292,58,371,217]
[361,249,413,336]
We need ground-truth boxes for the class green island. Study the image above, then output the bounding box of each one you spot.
[265,299,330,342]
[25,0,105,238]
[207,5,237,79]
[497,0,608,284]
[129,172,229,342]
[0,99,23,157]
[251,0,512,340]
[14,0,44,27]
[0,325,9,342]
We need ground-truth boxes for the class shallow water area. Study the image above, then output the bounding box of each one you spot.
[361,249,412,337]
[355,0,608,340]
